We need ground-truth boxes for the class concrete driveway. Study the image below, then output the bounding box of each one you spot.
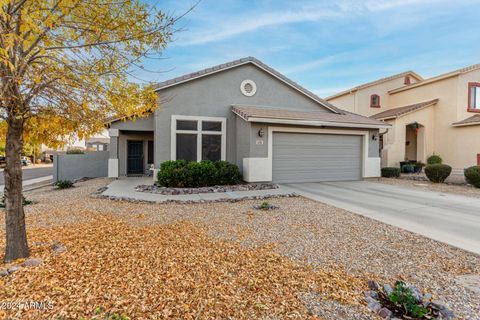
[282,181,480,255]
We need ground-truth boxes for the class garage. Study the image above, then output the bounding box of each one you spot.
[272,132,362,183]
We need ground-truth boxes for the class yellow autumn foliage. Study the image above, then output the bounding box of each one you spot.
[0,0,173,145]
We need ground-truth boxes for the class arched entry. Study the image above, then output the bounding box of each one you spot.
[405,122,425,162]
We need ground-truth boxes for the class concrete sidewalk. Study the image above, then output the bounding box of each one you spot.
[101,177,294,203]
[282,181,480,256]
[0,175,53,192]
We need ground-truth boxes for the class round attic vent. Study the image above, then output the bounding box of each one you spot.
[240,80,257,97]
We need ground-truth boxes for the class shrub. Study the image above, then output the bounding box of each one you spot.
[185,160,216,187]
[381,167,401,178]
[54,180,74,189]
[424,164,452,183]
[157,160,188,187]
[388,281,428,318]
[214,160,242,185]
[44,158,52,164]
[426,154,442,165]
[66,148,84,154]
[157,160,242,188]
[464,166,480,188]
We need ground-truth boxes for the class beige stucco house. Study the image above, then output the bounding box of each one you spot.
[327,64,480,173]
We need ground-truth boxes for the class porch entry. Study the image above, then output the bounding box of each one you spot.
[127,140,144,175]
[405,122,425,162]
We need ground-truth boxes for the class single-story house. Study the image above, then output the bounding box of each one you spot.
[107,57,389,183]
[326,63,480,173]
[86,137,110,151]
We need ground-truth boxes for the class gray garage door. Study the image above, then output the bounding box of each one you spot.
[272,132,362,183]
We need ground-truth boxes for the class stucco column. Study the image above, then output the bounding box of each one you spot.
[108,129,119,178]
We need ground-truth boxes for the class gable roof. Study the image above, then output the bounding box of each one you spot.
[389,63,480,94]
[326,71,423,100]
[232,105,390,129]
[452,114,480,127]
[370,99,439,121]
[153,57,343,114]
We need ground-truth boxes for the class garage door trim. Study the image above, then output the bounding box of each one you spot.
[272,132,362,183]
[265,126,370,181]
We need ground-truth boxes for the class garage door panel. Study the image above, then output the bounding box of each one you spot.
[272,132,362,183]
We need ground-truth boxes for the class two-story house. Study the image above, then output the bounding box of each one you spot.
[327,64,480,173]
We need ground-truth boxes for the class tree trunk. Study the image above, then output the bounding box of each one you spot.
[4,116,29,262]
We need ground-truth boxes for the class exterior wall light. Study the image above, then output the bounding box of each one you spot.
[372,133,378,141]
[258,128,265,137]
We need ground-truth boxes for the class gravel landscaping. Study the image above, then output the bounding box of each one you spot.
[1,178,479,319]
[376,177,480,198]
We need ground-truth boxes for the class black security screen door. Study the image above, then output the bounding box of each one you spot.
[127,141,143,174]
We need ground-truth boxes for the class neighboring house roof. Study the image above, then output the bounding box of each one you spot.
[452,114,480,127]
[86,137,110,144]
[232,105,390,129]
[389,63,480,94]
[153,57,343,114]
[326,71,423,100]
[370,99,439,121]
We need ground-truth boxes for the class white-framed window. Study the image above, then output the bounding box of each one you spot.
[171,115,226,162]
[98,144,104,151]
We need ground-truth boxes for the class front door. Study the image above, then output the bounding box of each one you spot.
[127,141,143,175]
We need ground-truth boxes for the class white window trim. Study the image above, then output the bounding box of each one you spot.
[171,115,226,161]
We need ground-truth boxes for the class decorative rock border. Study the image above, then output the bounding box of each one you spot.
[135,183,279,195]
[91,189,298,204]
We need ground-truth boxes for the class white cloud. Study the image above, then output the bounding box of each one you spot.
[175,0,452,46]
[179,9,340,46]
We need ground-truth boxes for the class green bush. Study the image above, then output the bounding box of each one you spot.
[381,167,401,178]
[157,160,188,187]
[185,160,216,187]
[424,164,452,183]
[464,166,480,188]
[388,281,428,318]
[157,160,242,188]
[66,148,84,154]
[214,160,242,185]
[426,154,442,165]
[54,180,74,189]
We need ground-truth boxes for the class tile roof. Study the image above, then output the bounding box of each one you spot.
[390,63,480,94]
[153,57,343,114]
[232,105,389,128]
[370,99,439,120]
[326,71,423,100]
[452,114,480,127]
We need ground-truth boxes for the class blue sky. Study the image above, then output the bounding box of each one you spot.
[137,0,480,97]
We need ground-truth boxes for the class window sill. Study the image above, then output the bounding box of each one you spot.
[467,108,480,113]
[370,106,381,108]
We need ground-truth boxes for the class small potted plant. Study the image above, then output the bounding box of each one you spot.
[414,161,425,173]
[402,163,415,174]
